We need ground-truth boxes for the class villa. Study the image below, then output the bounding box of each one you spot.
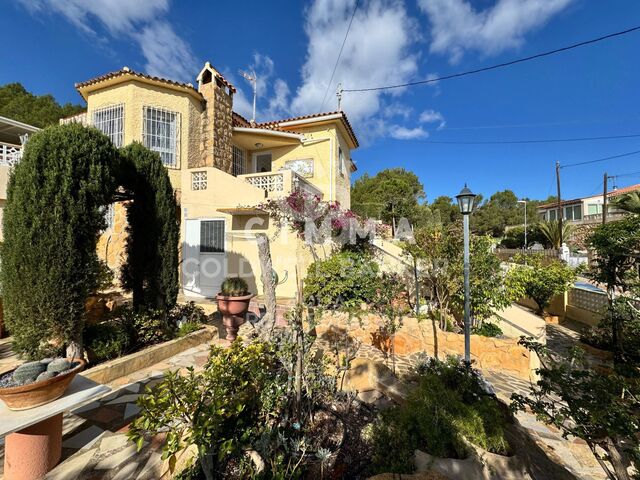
[537,183,640,225]
[56,62,359,299]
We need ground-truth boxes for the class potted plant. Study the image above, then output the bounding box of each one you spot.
[216,277,253,341]
[0,357,86,410]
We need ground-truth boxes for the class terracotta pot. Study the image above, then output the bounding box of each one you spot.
[216,293,254,341]
[0,358,86,411]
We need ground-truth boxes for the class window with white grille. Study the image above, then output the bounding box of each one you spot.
[232,146,244,176]
[143,107,179,167]
[192,171,207,190]
[92,105,124,147]
[200,220,225,253]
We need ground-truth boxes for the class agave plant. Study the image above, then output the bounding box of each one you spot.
[538,220,573,249]
[612,191,640,214]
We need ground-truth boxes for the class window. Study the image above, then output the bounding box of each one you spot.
[285,159,314,178]
[588,203,602,215]
[143,107,179,167]
[254,153,272,173]
[232,146,244,176]
[338,147,345,176]
[92,104,124,147]
[192,171,207,190]
[200,220,224,253]
[564,204,582,221]
[549,209,557,221]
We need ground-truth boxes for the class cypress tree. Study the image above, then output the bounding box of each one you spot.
[119,143,179,311]
[1,124,117,358]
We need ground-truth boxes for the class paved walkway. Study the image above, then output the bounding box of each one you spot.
[0,318,610,480]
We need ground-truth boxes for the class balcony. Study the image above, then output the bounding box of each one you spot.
[240,169,322,199]
[0,142,22,167]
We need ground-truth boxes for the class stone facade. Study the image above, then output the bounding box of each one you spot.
[316,313,538,381]
[194,80,233,172]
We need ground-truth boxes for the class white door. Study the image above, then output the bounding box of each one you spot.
[183,219,226,298]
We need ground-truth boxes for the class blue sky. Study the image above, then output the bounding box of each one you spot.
[2,0,639,202]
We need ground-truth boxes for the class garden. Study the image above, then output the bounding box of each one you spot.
[0,123,638,480]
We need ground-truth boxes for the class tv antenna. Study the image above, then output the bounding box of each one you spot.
[239,69,257,122]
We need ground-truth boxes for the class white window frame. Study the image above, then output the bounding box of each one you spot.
[232,145,245,176]
[92,104,124,147]
[191,171,207,191]
[142,106,180,168]
[252,151,273,173]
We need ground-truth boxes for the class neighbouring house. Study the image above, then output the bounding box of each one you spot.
[55,62,359,299]
[0,115,39,240]
[537,183,640,225]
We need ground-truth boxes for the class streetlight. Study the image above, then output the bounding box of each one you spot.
[456,184,477,364]
[518,200,527,249]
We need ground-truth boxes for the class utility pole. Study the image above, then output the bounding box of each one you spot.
[556,161,563,248]
[603,172,608,224]
[336,83,343,111]
[239,70,257,122]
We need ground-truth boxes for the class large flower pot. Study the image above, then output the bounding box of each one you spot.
[0,359,85,411]
[216,293,254,341]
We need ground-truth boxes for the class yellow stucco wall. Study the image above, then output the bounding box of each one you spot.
[86,80,203,192]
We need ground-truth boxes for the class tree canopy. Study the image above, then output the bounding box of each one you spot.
[351,168,426,229]
[0,83,85,128]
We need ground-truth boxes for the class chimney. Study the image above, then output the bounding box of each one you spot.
[194,62,236,172]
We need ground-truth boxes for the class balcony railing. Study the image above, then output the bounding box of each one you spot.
[0,143,22,167]
[240,170,323,199]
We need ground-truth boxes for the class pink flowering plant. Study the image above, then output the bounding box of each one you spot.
[258,191,380,251]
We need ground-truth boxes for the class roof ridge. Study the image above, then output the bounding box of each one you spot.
[75,67,198,93]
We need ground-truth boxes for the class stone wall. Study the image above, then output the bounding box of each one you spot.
[194,81,233,172]
[316,313,539,381]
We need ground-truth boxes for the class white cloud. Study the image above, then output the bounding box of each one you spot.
[418,0,573,63]
[419,109,446,130]
[17,0,198,82]
[389,125,429,140]
[291,0,420,122]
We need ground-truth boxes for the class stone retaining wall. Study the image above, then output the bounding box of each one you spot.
[83,325,217,384]
[317,313,539,381]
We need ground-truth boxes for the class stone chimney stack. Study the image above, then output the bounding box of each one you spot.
[194,62,235,172]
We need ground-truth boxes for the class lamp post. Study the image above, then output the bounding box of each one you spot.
[456,184,477,364]
[518,200,527,248]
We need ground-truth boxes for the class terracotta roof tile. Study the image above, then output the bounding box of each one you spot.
[255,111,359,148]
[75,67,202,97]
[537,183,640,209]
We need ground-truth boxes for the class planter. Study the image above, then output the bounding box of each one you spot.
[216,293,254,341]
[0,358,85,411]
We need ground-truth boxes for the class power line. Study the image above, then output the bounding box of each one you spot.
[561,150,640,168]
[394,133,640,145]
[610,170,640,178]
[319,0,359,110]
[343,25,640,92]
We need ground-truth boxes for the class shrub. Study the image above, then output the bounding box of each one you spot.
[220,277,249,296]
[177,322,203,338]
[472,322,503,337]
[506,254,576,314]
[304,250,380,310]
[580,296,640,361]
[1,124,117,358]
[84,320,130,362]
[369,357,510,474]
[500,225,547,249]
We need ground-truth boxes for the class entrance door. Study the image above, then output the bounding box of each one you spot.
[183,219,226,298]
[254,153,272,173]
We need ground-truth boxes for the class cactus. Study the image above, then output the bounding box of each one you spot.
[40,358,54,365]
[220,276,249,296]
[36,371,56,382]
[13,361,46,385]
[47,358,71,374]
